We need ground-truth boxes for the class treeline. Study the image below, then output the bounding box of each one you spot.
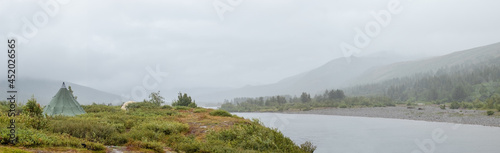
[346,61,500,110]
[221,89,395,112]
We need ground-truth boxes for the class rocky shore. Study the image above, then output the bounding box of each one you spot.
[287,106,500,127]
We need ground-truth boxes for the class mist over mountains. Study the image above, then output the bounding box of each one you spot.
[352,42,500,85]
[196,52,423,102]
[198,42,500,103]
[9,42,500,106]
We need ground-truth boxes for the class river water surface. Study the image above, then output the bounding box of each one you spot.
[234,113,500,153]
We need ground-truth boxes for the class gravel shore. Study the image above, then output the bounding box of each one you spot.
[286,106,500,127]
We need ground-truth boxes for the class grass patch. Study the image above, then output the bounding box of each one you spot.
[174,106,191,110]
[0,146,31,153]
[194,108,207,113]
[209,110,232,117]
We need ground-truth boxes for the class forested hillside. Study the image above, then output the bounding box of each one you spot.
[346,58,500,105]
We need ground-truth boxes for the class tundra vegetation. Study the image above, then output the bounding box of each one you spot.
[0,93,314,153]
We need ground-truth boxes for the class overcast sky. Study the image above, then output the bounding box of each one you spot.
[2,0,500,101]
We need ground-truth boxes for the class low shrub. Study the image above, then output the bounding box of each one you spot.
[128,109,177,117]
[126,141,165,153]
[209,110,232,117]
[82,104,121,113]
[161,105,173,109]
[188,102,198,108]
[440,104,446,110]
[127,121,189,141]
[47,118,118,143]
[300,141,317,153]
[0,146,30,153]
[487,111,494,116]
[83,141,106,151]
[194,108,207,113]
[450,102,460,109]
[339,104,348,108]
[460,102,474,109]
[173,138,201,153]
[205,119,305,152]
[0,128,105,151]
[126,102,158,110]
[174,106,191,110]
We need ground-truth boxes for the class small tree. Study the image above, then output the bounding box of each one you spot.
[172,92,197,108]
[23,96,47,129]
[23,95,43,117]
[300,92,311,103]
[300,141,317,153]
[148,91,165,106]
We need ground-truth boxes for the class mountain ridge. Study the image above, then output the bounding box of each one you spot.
[352,42,500,85]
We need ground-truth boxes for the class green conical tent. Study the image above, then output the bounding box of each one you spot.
[43,82,86,116]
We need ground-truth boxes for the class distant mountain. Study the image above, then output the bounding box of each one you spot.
[0,78,122,106]
[199,52,422,102]
[200,42,500,102]
[352,42,500,85]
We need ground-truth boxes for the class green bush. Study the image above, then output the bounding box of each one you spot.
[140,121,189,135]
[47,118,118,143]
[339,104,348,108]
[0,127,105,151]
[128,109,177,117]
[188,102,198,108]
[127,121,189,141]
[173,139,201,153]
[300,141,317,153]
[84,141,106,151]
[450,102,460,109]
[209,110,232,117]
[82,104,121,113]
[126,102,158,110]
[161,105,173,109]
[205,119,305,152]
[193,108,207,113]
[126,141,165,153]
[487,111,494,116]
[460,102,474,109]
[23,96,43,117]
[172,93,197,108]
[440,104,446,110]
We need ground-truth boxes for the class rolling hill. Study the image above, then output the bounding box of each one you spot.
[198,52,421,101]
[352,42,500,85]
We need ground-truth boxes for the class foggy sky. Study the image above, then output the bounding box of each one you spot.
[1,0,500,101]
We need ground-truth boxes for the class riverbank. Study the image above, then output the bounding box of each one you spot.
[284,105,500,127]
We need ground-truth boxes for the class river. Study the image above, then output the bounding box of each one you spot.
[234,113,500,153]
